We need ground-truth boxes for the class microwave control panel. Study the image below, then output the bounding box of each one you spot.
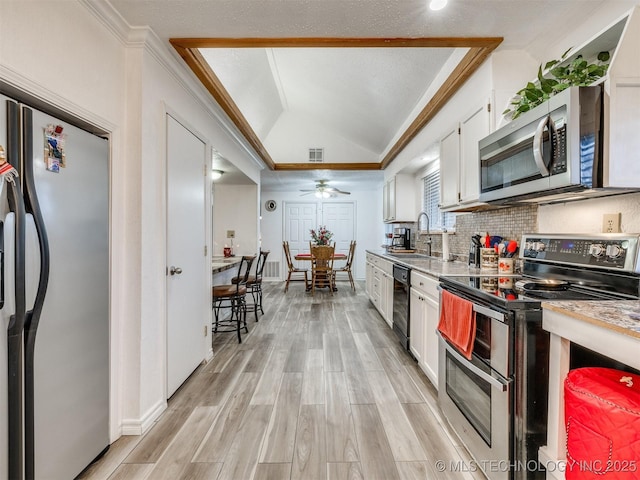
[522,235,640,271]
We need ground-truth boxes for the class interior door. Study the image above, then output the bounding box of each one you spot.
[321,202,354,256]
[166,115,207,397]
[284,202,317,268]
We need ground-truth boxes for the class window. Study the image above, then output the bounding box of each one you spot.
[422,169,455,231]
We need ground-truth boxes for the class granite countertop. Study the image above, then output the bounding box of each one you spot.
[542,300,640,340]
[366,249,475,278]
[212,256,241,273]
[368,249,640,341]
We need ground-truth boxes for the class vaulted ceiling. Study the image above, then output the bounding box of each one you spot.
[109,0,639,191]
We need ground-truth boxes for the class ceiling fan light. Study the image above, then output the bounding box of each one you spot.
[211,169,223,180]
[322,191,330,198]
[429,0,447,10]
[315,191,322,198]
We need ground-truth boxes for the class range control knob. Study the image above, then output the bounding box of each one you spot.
[589,243,606,257]
[606,244,624,258]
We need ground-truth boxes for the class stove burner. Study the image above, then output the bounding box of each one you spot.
[515,279,570,291]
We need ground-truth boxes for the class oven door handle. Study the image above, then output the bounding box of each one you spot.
[438,332,511,392]
[472,303,507,323]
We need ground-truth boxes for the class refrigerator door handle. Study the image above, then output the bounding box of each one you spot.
[21,106,51,480]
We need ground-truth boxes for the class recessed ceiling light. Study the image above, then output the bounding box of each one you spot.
[429,0,447,11]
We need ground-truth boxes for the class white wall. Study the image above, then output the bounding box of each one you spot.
[213,184,259,256]
[539,193,640,233]
[260,189,384,281]
[1,0,264,441]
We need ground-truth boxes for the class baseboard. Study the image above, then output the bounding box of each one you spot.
[120,399,167,436]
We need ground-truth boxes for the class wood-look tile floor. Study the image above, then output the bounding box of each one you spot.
[80,281,485,480]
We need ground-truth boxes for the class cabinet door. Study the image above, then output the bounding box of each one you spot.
[409,287,424,364]
[423,294,440,387]
[387,177,396,221]
[459,103,490,204]
[365,262,373,298]
[382,182,389,221]
[378,272,393,328]
[439,126,460,209]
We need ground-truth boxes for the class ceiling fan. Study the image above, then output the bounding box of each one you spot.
[300,180,351,198]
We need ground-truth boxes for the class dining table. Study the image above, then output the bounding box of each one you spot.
[294,252,347,291]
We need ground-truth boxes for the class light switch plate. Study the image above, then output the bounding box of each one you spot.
[226,230,235,238]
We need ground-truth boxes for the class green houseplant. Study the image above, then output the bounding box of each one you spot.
[503,49,611,120]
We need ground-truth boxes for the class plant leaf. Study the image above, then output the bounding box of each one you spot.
[597,51,610,62]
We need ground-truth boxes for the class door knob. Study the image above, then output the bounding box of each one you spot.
[169,266,183,275]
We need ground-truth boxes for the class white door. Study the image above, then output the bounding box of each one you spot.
[166,115,207,397]
[284,202,317,267]
[321,202,355,256]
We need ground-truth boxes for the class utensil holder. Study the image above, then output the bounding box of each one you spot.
[480,248,498,271]
[498,257,514,274]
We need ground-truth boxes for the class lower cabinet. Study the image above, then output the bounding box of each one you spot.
[366,253,394,328]
[409,271,440,387]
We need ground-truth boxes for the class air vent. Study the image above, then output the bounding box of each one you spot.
[308,148,324,163]
[264,261,280,279]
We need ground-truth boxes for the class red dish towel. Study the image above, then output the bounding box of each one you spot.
[438,289,476,360]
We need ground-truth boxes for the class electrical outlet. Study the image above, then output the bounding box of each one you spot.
[226,230,235,238]
[602,213,621,233]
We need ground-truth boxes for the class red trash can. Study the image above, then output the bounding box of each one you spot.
[564,367,640,479]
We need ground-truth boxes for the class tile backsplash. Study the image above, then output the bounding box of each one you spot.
[413,204,538,261]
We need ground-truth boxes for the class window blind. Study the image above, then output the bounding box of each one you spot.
[422,170,455,230]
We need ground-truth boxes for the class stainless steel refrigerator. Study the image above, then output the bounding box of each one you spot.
[0,94,109,479]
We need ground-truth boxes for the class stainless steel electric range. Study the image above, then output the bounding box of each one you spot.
[438,234,640,480]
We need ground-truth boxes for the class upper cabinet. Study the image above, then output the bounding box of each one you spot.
[599,8,640,187]
[439,102,491,211]
[383,174,416,223]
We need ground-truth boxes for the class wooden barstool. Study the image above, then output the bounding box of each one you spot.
[212,255,255,343]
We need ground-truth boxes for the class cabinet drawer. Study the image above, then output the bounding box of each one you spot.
[411,271,439,298]
[378,259,393,275]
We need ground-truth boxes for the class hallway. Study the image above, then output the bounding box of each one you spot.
[80,281,483,480]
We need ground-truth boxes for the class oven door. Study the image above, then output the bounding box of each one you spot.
[438,297,513,480]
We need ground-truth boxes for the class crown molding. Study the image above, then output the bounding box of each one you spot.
[274,162,382,171]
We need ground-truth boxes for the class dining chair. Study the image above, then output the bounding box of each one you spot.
[310,242,336,296]
[283,241,309,292]
[333,240,356,290]
[232,249,269,321]
[212,255,255,343]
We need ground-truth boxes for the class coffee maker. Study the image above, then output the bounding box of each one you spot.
[469,234,482,267]
[392,228,410,250]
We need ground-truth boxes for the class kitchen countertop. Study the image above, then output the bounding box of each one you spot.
[539,301,640,480]
[366,249,477,278]
[542,300,640,340]
[212,256,241,274]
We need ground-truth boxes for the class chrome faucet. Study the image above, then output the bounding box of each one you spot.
[416,211,432,256]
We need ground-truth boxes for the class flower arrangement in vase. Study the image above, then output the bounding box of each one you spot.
[310,226,333,246]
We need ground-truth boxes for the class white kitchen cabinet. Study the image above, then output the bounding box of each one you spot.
[383,174,416,223]
[409,270,440,387]
[439,102,491,211]
[409,287,424,364]
[365,253,394,327]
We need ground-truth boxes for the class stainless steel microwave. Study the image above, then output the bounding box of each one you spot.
[479,86,607,204]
